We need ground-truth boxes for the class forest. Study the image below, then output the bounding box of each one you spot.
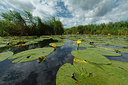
[65,21,128,35]
[0,10,64,36]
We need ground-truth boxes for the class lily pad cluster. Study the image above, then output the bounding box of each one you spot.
[66,34,128,48]
[8,47,54,63]
[56,47,128,85]
[49,42,64,47]
[96,46,128,54]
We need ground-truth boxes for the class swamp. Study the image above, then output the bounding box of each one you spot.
[0,1,128,84]
[0,35,128,85]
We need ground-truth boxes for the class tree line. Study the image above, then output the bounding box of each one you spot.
[64,21,128,35]
[0,10,64,36]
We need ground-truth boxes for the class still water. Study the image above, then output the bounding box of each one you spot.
[0,40,78,85]
[0,39,128,85]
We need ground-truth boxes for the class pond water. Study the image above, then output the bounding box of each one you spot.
[0,40,81,85]
[0,39,128,85]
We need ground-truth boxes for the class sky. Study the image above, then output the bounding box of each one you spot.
[0,0,128,28]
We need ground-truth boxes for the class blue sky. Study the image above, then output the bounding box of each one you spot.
[0,0,128,28]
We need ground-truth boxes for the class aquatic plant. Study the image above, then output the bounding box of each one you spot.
[52,44,56,50]
[89,41,94,45]
[49,42,64,47]
[9,47,54,63]
[0,51,13,62]
[77,40,82,50]
[38,56,45,63]
[56,62,123,85]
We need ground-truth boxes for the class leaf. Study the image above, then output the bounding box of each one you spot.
[111,60,128,71]
[56,63,77,85]
[9,47,54,63]
[119,48,128,54]
[96,46,128,54]
[0,51,13,62]
[72,49,111,65]
[0,44,7,48]
[101,64,128,85]
[56,62,120,85]
[25,37,50,44]
[72,43,94,48]
[49,42,64,47]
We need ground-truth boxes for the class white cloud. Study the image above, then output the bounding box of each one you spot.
[0,0,128,28]
[61,0,128,28]
[6,0,35,11]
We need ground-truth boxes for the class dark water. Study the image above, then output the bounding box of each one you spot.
[106,53,128,62]
[0,39,128,85]
[0,40,81,85]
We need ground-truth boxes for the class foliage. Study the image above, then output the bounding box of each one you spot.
[65,22,128,35]
[49,42,64,47]
[8,47,54,63]
[0,51,13,62]
[56,62,122,85]
[0,10,64,36]
[71,49,112,65]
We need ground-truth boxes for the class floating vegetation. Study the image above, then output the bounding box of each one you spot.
[0,34,128,85]
[0,51,13,62]
[9,47,54,63]
[0,44,6,48]
[49,42,64,47]
[89,41,94,45]
[56,62,121,85]
[74,58,87,63]
[72,49,111,65]
[72,42,94,48]
[38,56,45,63]
[25,37,51,44]
[96,46,128,54]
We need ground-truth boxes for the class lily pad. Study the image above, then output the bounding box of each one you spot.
[56,62,120,85]
[25,37,50,44]
[0,51,13,62]
[111,60,128,71]
[49,42,64,47]
[72,43,94,48]
[86,48,121,56]
[9,47,54,63]
[119,48,128,54]
[0,44,7,48]
[72,49,111,64]
[101,64,128,85]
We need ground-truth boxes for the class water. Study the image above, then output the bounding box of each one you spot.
[0,40,79,85]
[106,53,128,62]
[0,39,128,85]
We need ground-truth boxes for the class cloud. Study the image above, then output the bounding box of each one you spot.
[0,0,128,28]
[6,0,36,11]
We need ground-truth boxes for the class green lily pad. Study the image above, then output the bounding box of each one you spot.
[72,49,111,64]
[25,37,50,44]
[119,48,128,54]
[72,43,94,48]
[111,60,128,71]
[49,42,64,47]
[0,44,6,48]
[96,46,128,54]
[9,47,54,63]
[56,62,120,85]
[101,64,128,85]
[0,51,13,62]
[87,48,121,56]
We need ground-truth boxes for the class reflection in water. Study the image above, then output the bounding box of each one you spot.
[0,39,127,85]
[0,40,78,85]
